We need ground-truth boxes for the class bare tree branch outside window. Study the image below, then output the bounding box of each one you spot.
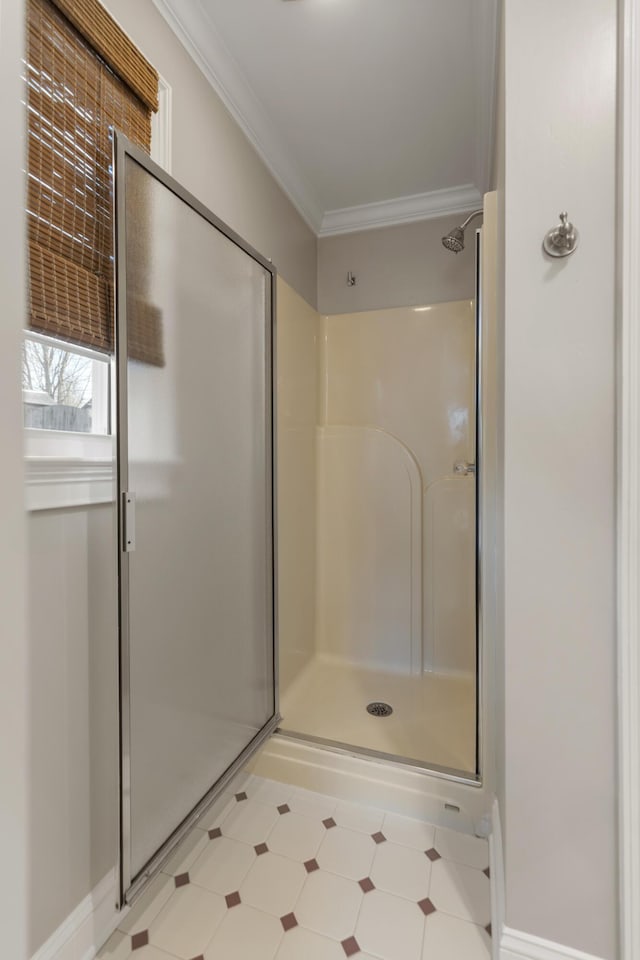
[22,340,92,407]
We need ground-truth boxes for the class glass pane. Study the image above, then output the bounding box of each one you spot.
[123,155,274,880]
[22,337,109,434]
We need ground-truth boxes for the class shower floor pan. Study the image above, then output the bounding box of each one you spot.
[279,656,476,775]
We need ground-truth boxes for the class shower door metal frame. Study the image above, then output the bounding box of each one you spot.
[113,131,280,907]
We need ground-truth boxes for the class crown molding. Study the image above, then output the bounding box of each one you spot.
[151,0,324,233]
[318,184,483,238]
[152,1,487,238]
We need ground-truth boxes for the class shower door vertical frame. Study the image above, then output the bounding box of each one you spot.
[113,130,279,907]
[474,227,483,780]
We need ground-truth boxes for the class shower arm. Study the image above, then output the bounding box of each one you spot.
[459,209,484,232]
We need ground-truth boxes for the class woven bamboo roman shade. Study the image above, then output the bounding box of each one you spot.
[26,0,159,356]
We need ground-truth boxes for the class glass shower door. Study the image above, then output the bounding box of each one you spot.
[114,133,278,903]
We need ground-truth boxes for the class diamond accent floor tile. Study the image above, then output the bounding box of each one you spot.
[240,851,306,917]
[317,825,376,880]
[204,903,283,960]
[429,859,491,926]
[421,911,491,959]
[341,936,361,957]
[280,913,298,931]
[275,925,346,960]
[148,885,226,959]
[355,889,425,960]
[295,869,363,940]
[190,835,255,895]
[371,841,432,901]
[268,811,326,861]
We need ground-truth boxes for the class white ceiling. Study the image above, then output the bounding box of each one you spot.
[152,0,498,236]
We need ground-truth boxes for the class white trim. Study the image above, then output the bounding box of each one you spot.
[500,929,606,960]
[151,75,172,173]
[619,1,640,959]
[25,457,114,511]
[318,184,483,237]
[489,796,505,960]
[30,870,120,960]
[150,0,324,234]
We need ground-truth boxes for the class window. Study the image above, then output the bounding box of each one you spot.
[22,331,110,435]
[24,0,161,507]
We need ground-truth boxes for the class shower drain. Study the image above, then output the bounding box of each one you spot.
[366,701,393,718]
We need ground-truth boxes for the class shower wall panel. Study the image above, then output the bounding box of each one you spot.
[319,301,475,676]
[276,280,321,694]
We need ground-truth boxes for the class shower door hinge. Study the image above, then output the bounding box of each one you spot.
[122,491,136,552]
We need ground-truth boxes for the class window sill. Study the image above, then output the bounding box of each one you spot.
[24,430,115,511]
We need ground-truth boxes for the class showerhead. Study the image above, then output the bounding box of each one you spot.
[442,226,465,254]
[441,209,484,254]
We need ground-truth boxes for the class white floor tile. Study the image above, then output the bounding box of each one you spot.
[422,912,491,959]
[382,811,436,851]
[355,889,425,960]
[288,787,337,821]
[434,827,489,870]
[275,926,347,960]
[248,776,296,807]
[316,826,376,880]
[295,869,363,940]
[222,798,280,845]
[96,930,132,960]
[239,851,306,917]
[117,873,175,936]
[98,934,178,960]
[370,841,432,901]
[204,904,283,960]
[268,811,326,861]
[333,799,384,834]
[161,828,209,877]
[148,885,226,959]
[429,859,491,926]
[190,835,255,894]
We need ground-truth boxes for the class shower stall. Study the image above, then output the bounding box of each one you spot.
[277,283,481,779]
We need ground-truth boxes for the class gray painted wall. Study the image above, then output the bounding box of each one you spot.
[107,0,317,308]
[501,2,617,956]
[317,215,475,316]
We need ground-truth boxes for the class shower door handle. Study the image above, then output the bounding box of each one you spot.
[453,461,476,477]
[122,491,136,552]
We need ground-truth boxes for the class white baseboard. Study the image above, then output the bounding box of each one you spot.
[30,870,120,960]
[500,928,606,960]
[489,795,505,960]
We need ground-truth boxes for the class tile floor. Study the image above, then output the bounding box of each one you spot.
[98,775,491,960]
